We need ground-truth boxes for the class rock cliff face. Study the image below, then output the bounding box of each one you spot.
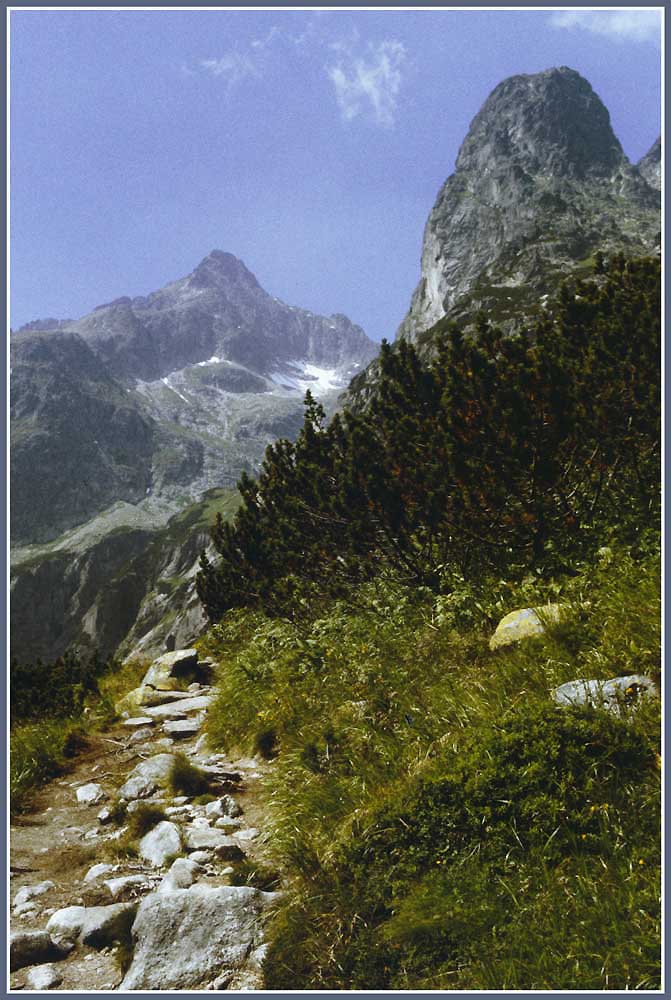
[10,490,239,664]
[396,67,660,344]
[637,136,661,191]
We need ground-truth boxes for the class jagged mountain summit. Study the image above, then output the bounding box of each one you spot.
[64,250,373,383]
[11,255,376,662]
[395,66,660,344]
[11,252,377,546]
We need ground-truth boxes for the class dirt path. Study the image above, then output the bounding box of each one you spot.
[10,668,275,991]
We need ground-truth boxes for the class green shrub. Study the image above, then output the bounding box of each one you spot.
[125,803,167,839]
[168,753,211,797]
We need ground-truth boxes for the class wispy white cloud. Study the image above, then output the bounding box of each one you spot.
[199,51,261,91]
[327,39,407,127]
[549,10,661,44]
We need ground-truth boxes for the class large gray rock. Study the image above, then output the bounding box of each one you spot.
[163,716,205,739]
[46,902,137,948]
[84,863,116,884]
[139,820,183,867]
[142,649,199,691]
[120,884,278,989]
[552,674,659,714]
[25,964,64,990]
[184,827,245,858]
[144,695,212,720]
[117,753,177,801]
[9,931,71,972]
[489,604,565,650]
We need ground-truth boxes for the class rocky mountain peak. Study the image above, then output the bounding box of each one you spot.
[189,250,260,292]
[395,66,660,344]
[456,67,624,180]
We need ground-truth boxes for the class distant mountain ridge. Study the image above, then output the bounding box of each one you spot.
[11,251,377,547]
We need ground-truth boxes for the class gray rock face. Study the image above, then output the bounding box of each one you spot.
[552,674,658,713]
[46,902,137,948]
[120,884,277,990]
[158,858,201,893]
[144,695,212,720]
[76,782,108,806]
[9,930,71,971]
[142,648,199,691]
[13,880,55,909]
[184,827,245,859]
[25,964,64,990]
[117,753,177,801]
[396,67,660,345]
[638,137,661,191]
[139,820,183,867]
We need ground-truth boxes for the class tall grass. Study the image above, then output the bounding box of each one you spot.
[202,543,661,990]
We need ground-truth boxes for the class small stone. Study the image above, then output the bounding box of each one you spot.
[235,828,260,842]
[129,727,154,744]
[127,797,165,814]
[15,904,40,918]
[188,682,201,692]
[143,695,212,721]
[26,965,63,990]
[97,807,113,825]
[118,753,177,801]
[84,863,116,884]
[104,875,155,900]
[122,717,155,728]
[13,880,55,909]
[25,964,63,990]
[189,850,214,865]
[489,604,566,650]
[84,828,101,841]
[76,783,108,806]
[214,817,241,830]
[139,821,183,867]
[552,674,659,714]
[172,796,189,805]
[163,717,204,739]
[158,858,201,893]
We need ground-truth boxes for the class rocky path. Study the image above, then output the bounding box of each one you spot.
[10,649,278,991]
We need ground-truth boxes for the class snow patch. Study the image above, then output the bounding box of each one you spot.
[161,377,190,404]
[268,361,344,395]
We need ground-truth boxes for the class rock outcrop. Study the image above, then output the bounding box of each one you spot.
[637,136,661,191]
[395,67,660,346]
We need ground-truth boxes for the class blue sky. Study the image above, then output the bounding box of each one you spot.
[10,7,662,341]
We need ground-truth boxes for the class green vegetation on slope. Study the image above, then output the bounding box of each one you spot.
[198,255,660,618]
[201,546,660,990]
[197,254,660,989]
